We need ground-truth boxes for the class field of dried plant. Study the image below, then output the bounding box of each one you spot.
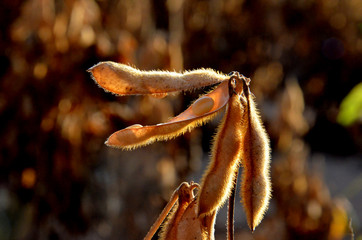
[0,0,361,239]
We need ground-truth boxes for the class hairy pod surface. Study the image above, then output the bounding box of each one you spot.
[88,61,229,95]
[106,81,230,149]
[239,79,271,231]
[197,89,245,216]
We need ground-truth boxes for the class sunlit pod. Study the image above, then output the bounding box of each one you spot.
[105,81,230,149]
[88,61,229,95]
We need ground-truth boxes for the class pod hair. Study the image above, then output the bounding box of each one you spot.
[197,78,246,217]
[237,75,271,231]
[88,61,229,95]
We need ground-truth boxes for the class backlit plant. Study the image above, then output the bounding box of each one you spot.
[89,62,272,240]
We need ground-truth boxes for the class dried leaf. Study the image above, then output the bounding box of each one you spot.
[238,76,271,231]
[198,91,245,216]
[106,81,230,149]
[88,61,229,95]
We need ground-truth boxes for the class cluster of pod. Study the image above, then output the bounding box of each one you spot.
[89,62,271,239]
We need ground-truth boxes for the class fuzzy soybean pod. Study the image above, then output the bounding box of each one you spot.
[88,61,229,95]
[105,81,230,149]
[197,85,245,217]
[239,80,271,231]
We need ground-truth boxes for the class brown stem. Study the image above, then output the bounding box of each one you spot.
[144,188,179,240]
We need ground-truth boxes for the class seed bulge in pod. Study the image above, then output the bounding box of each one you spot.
[191,96,214,116]
[125,124,143,129]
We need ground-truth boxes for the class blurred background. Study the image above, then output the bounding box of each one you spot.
[0,0,361,239]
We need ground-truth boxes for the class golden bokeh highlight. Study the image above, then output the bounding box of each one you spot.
[33,63,48,79]
[21,168,36,189]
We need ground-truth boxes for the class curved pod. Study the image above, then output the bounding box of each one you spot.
[106,81,230,149]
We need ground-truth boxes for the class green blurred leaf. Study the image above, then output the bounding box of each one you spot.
[337,83,362,126]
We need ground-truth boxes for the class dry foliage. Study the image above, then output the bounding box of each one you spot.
[90,64,272,239]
